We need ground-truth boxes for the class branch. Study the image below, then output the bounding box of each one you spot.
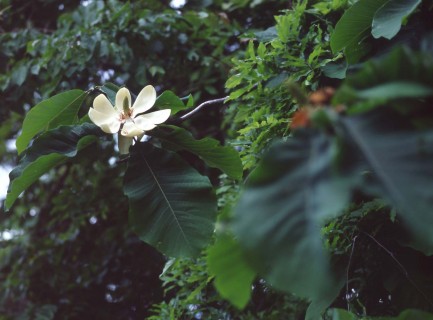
[179,96,228,121]
[346,235,359,311]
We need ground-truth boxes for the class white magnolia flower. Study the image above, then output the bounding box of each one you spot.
[88,85,171,154]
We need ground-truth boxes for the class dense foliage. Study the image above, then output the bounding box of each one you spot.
[2,0,433,319]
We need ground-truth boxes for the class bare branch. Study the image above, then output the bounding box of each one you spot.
[180,96,228,121]
[346,235,358,311]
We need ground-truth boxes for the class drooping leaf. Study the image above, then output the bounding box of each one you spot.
[154,90,188,115]
[124,143,217,258]
[234,131,351,300]
[372,0,421,40]
[330,0,388,63]
[340,109,433,253]
[207,235,256,309]
[16,90,87,154]
[150,125,243,180]
[6,123,103,210]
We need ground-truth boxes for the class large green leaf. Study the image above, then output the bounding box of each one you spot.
[340,109,433,253]
[234,131,350,300]
[6,123,103,210]
[149,125,243,180]
[16,90,87,154]
[154,90,188,115]
[372,0,421,40]
[207,235,256,309]
[330,0,388,63]
[124,143,217,257]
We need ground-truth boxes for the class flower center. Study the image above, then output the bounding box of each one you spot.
[119,96,133,123]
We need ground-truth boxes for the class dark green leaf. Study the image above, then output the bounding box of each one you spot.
[124,143,217,257]
[207,235,256,309]
[254,26,277,42]
[333,47,433,112]
[355,82,433,99]
[154,90,188,115]
[150,125,243,180]
[340,109,433,253]
[372,0,421,40]
[100,82,120,105]
[234,131,350,300]
[6,123,103,210]
[185,94,194,108]
[330,0,388,63]
[12,63,28,86]
[322,60,347,79]
[16,90,87,154]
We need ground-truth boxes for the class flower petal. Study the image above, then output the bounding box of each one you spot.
[89,108,121,134]
[118,134,133,154]
[131,85,157,117]
[93,94,119,118]
[136,109,171,125]
[120,119,150,137]
[115,87,132,113]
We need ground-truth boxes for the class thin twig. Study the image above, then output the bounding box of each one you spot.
[179,96,228,121]
[346,235,358,311]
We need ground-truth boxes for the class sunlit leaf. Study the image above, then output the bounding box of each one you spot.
[207,235,256,309]
[154,90,188,115]
[16,90,87,154]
